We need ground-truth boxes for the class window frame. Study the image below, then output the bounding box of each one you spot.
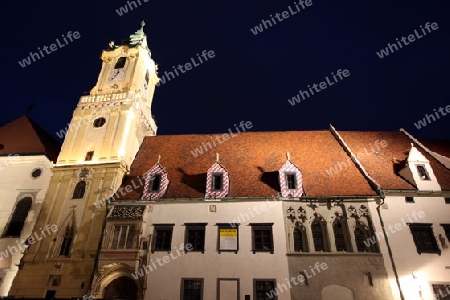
[150,173,162,192]
[185,223,207,253]
[416,165,431,181]
[333,220,352,252]
[311,220,329,252]
[152,224,174,253]
[2,196,33,238]
[217,223,239,253]
[72,181,86,199]
[85,151,94,161]
[181,278,204,300]
[285,173,297,190]
[432,283,450,300]
[58,224,74,257]
[211,173,223,191]
[114,57,127,69]
[250,223,274,254]
[408,223,441,255]
[109,224,137,250]
[253,279,277,300]
[293,226,308,252]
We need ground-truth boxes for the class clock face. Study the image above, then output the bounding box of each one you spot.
[107,69,125,82]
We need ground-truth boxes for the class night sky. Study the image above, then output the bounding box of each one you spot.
[1,0,449,142]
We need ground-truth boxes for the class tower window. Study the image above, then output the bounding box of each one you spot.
[114,57,126,69]
[150,174,162,192]
[59,225,74,256]
[416,165,430,180]
[145,71,149,84]
[286,173,297,189]
[93,118,106,128]
[73,181,86,199]
[85,151,94,161]
[212,173,223,191]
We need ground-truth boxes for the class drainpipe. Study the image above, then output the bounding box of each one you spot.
[376,191,405,300]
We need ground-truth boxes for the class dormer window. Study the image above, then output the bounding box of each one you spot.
[150,174,162,192]
[286,173,297,189]
[205,159,229,198]
[278,155,303,198]
[114,57,126,69]
[416,165,430,180]
[142,161,169,200]
[212,173,223,191]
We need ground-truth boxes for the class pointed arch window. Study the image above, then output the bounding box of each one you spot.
[311,221,329,252]
[59,225,74,256]
[355,220,378,253]
[333,221,351,252]
[3,197,32,237]
[73,181,86,199]
[293,226,308,252]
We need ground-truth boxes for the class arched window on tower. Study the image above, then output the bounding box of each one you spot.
[3,197,32,237]
[59,225,74,256]
[72,181,86,199]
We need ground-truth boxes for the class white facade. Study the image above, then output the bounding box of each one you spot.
[0,154,53,296]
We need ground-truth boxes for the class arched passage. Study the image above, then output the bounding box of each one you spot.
[322,284,354,300]
[103,276,137,300]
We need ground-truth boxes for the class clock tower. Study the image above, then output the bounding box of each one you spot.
[9,22,159,299]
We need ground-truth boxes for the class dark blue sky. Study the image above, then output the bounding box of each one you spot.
[1,0,449,141]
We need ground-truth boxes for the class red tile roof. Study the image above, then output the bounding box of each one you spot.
[0,115,60,162]
[337,131,450,191]
[116,130,377,200]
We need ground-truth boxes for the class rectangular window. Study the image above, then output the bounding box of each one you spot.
[432,284,450,300]
[150,174,162,192]
[152,224,174,252]
[286,173,297,189]
[110,225,136,250]
[251,223,274,253]
[212,173,223,191]
[408,223,441,255]
[405,197,414,203]
[114,57,126,69]
[85,151,94,161]
[416,165,430,180]
[181,278,203,300]
[45,290,56,300]
[254,279,277,300]
[185,223,206,253]
[217,224,239,253]
[445,198,450,204]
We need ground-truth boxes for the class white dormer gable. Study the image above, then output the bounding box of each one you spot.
[399,144,441,191]
[278,153,303,197]
[205,155,229,198]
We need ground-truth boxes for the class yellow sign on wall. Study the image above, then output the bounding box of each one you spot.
[219,228,238,250]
